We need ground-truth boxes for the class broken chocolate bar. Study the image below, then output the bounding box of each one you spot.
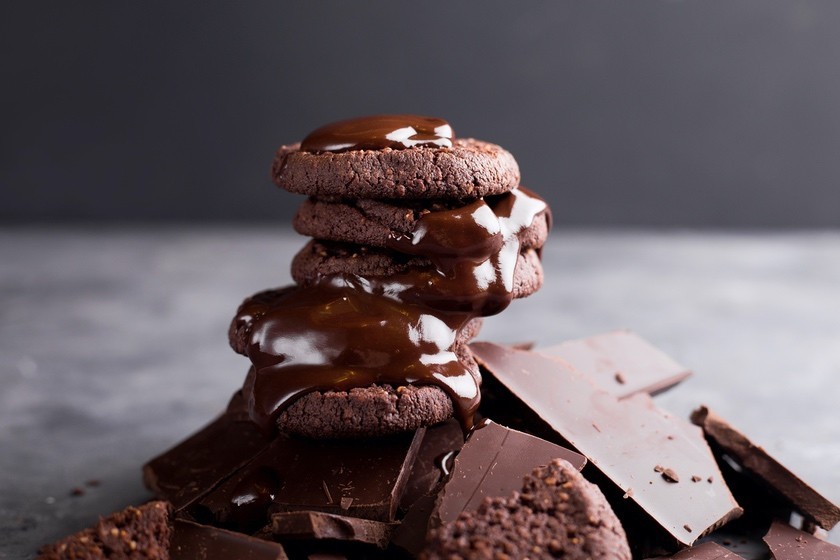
[692,406,840,531]
[648,541,745,559]
[535,330,692,399]
[762,519,840,559]
[143,406,270,510]
[271,511,395,549]
[470,341,742,547]
[171,519,289,560]
[437,419,586,523]
[192,428,425,531]
[399,418,464,513]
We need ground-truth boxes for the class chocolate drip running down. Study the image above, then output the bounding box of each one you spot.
[237,187,547,434]
[300,114,454,153]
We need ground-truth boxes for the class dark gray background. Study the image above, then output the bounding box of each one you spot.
[3,1,840,227]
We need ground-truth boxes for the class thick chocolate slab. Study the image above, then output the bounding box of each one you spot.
[143,407,270,510]
[171,519,288,560]
[271,511,395,549]
[399,418,464,512]
[437,419,586,523]
[534,330,691,398]
[762,519,840,559]
[692,406,840,531]
[648,541,745,559]
[470,341,742,547]
[193,429,424,530]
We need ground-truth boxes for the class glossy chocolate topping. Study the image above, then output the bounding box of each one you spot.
[236,188,547,433]
[300,114,453,153]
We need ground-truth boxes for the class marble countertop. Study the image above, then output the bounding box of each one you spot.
[1,228,838,557]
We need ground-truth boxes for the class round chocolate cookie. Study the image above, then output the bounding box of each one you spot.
[290,240,545,301]
[293,193,550,251]
[277,347,480,439]
[423,459,631,560]
[273,138,520,200]
[276,383,453,440]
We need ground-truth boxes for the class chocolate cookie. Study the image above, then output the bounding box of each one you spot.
[423,459,631,560]
[37,501,172,560]
[290,240,545,301]
[273,138,520,200]
[277,345,479,439]
[292,192,550,251]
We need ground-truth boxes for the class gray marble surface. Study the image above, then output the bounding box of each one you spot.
[1,228,838,558]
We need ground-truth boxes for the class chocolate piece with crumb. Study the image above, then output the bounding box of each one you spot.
[191,429,424,530]
[691,406,840,531]
[423,459,631,560]
[536,330,692,399]
[762,519,840,559]
[37,501,171,560]
[470,341,742,548]
[437,419,586,524]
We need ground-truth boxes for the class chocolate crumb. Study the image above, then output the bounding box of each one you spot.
[321,481,333,504]
[592,422,601,432]
[691,475,702,482]
[707,475,714,483]
[654,465,679,483]
[684,524,692,532]
[70,487,85,497]
[340,497,353,510]
[614,372,626,384]
[723,539,732,545]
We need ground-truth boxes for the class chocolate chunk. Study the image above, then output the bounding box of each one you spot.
[271,511,395,549]
[399,418,465,512]
[470,342,742,547]
[37,501,171,560]
[536,330,692,399]
[424,458,631,560]
[171,519,288,560]
[192,429,425,530]
[762,519,840,559]
[143,408,270,510]
[648,541,746,558]
[691,406,840,531]
[437,419,586,524]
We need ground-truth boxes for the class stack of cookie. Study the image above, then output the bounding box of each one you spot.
[230,114,551,439]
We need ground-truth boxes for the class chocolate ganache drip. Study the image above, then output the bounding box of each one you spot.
[300,114,453,153]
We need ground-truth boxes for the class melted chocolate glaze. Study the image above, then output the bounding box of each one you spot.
[300,115,453,153]
[237,188,547,434]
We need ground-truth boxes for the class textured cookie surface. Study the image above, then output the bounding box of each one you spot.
[273,138,520,199]
[276,383,456,439]
[37,501,172,560]
[293,194,550,251]
[423,459,631,560]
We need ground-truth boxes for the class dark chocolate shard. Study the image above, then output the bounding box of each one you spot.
[647,541,746,558]
[192,428,424,530]
[437,419,586,524]
[470,341,742,547]
[535,330,692,399]
[143,406,270,510]
[271,511,395,549]
[762,519,840,559]
[399,419,464,513]
[171,519,288,560]
[692,406,840,531]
